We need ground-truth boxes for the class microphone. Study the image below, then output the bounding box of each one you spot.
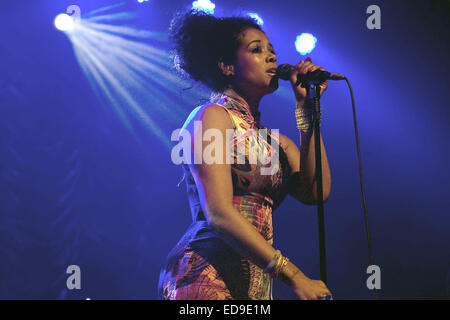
[276,64,345,86]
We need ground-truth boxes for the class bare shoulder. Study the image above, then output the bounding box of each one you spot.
[183,103,233,132]
[199,103,233,129]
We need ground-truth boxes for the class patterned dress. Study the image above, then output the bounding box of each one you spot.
[158,94,291,300]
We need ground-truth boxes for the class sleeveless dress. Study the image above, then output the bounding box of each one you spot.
[158,94,291,300]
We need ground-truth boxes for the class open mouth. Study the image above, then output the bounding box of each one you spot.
[266,68,278,76]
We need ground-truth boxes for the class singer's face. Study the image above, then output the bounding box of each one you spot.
[232,28,278,95]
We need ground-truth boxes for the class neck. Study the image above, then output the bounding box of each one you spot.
[223,88,261,120]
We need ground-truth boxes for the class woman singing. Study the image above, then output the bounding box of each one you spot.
[158,10,333,300]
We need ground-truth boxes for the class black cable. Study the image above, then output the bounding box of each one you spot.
[344,77,378,300]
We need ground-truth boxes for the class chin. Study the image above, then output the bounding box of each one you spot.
[267,77,279,92]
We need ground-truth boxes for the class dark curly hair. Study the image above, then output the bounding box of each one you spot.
[169,9,263,92]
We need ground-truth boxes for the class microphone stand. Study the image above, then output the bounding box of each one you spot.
[303,81,327,284]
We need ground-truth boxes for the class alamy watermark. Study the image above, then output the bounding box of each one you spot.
[170,121,280,175]
[66,264,81,290]
[66,5,81,24]
[366,5,381,30]
[366,265,381,290]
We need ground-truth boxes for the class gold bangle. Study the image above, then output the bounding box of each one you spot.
[263,250,281,274]
[273,254,284,277]
[274,256,289,278]
[295,108,313,132]
[280,256,289,273]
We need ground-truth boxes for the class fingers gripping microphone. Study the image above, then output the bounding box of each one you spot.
[276,64,345,87]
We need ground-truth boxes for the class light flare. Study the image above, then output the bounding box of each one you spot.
[59,3,211,149]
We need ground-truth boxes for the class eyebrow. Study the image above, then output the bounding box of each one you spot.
[247,40,275,49]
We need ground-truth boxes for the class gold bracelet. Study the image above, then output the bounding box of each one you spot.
[272,254,284,277]
[273,256,289,278]
[263,250,282,274]
[268,253,283,277]
[295,107,313,132]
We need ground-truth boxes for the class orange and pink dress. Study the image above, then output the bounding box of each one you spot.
[158,94,291,300]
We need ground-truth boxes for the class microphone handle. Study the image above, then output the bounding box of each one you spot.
[276,64,345,86]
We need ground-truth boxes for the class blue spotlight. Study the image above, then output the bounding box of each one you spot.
[54,13,76,31]
[248,13,263,26]
[295,33,317,55]
[192,0,215,14]
[137,0,149,3]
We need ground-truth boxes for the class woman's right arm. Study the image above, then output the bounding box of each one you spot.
[186,104,332,300]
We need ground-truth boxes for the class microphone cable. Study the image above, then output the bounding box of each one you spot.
[343,77,379,300]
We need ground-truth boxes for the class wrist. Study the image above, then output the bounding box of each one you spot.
[278,261,308,287]
[296,98,313,109]
[295,99,306,108]
[263,251,309,287]
[295,106,313,132]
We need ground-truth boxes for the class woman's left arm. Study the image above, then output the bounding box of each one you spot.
[280,57,331,205]
[280,131,331,205]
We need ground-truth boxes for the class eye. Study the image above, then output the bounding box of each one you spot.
[251,46,276,55]
[251,46,262,53]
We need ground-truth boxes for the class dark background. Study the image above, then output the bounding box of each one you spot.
[0,0,449,299]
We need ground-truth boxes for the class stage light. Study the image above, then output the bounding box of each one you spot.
[54,13,75,31]
[192,0,215,14]
[61,3,211,149]
[295,33,317,55]
[248,13,263,26]
[137,0,149,3]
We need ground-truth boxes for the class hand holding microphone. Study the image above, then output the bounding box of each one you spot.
[276,57,345,102]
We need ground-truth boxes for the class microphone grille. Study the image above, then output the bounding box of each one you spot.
[276,64,293,80]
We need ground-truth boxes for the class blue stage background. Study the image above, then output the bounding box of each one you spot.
[0,0,449,299]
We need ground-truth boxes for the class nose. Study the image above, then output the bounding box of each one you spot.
[266,51,276,64]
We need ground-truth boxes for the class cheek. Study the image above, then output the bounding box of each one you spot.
[241,59,263,79]
[234,54,264,82]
